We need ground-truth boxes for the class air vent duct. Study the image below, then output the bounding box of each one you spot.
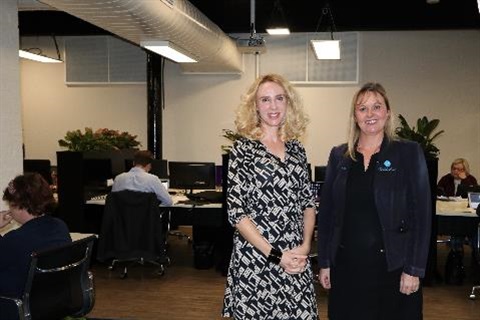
[38,0,242,73]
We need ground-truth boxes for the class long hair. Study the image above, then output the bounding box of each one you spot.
[3,173,56,216]
[234,74,309,141]
[346,82,396,160]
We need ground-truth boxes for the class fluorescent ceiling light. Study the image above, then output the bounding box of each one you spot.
[140,41,197,63]
[310,40,341,60]
[266,28,290,35]
[19,50,63,63]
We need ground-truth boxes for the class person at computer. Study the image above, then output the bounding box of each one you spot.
[0,173,71,319]
[437,158,477,197]
[111,150,173,206]
[437,158,478,285]
[221,74,318,319]
[317,83,431,319]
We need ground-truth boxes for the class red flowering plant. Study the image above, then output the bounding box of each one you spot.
[58,127,141,152]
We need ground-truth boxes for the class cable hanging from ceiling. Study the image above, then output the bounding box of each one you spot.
[310,1,341,60]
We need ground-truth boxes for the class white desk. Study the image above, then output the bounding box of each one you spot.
[86,193,222,209]
[0,220,21,236]
[436,198,477,218]
[1,222,95,241]
[436,198,478,236]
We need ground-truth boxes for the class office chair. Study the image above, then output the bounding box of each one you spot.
[96,190,168,278]
[0,235,96,320]
[468,207,480,299]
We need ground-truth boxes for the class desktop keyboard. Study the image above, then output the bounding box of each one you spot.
[186,191,223,203]
[88,194,108,201]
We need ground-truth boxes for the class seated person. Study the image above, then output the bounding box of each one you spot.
[0,173,72,319]
[437,158,478,197]
[112,150,173,206]
[437,158,479,284]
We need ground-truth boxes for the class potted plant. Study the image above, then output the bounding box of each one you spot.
[58,127,141,152]
[395,115,444,161]
[221,129,243,154]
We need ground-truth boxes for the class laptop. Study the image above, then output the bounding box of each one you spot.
[468,192,480,210]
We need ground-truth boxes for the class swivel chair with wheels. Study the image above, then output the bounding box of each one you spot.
[0,235,96,320]
[468,205,480,299]
[96,190,168,278]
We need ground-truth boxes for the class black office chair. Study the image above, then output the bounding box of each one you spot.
[96,190,168,278]
[0,235,96,320]
[469,205,480,299]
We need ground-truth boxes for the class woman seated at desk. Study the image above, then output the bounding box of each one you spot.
[437,158,479,285]
[0,173,71,319]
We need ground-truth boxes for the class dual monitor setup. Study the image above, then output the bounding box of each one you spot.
[84,158,219,194]
[24,158,325,200]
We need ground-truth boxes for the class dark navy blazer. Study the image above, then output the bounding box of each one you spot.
[317,138,431,277]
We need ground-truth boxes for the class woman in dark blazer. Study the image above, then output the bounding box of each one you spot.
[317,83,431,320]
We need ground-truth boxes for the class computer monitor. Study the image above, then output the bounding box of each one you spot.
[124,158,168,179]
[168,161,216,192]
[456,184,480,198]
[151,159,168,179]
[23,159,53,184]
[82,158,113,188]
[215,165,223,187]
[124,159,134,172]
[314,165,327,182]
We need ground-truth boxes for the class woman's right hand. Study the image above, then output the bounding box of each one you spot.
[319,268,331,289]
[0,210,13,228]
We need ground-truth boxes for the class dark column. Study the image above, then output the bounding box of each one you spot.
[146,52,164,159]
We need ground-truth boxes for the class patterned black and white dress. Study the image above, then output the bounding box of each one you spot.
[222,138,318,320]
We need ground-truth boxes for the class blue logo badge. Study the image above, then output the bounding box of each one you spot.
[379,159,396,172]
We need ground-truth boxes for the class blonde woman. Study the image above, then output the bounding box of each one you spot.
[437,158,477,197]
[317,83,431,319]
[222,74,318,319]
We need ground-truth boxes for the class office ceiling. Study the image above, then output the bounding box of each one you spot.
[18,0,480,36]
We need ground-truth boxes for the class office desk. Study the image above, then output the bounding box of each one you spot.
[85,193,223,229]
[1,221,95,242]
[436,199,478,236]
[85,192,230,270]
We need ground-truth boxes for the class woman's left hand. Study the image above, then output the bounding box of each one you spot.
[280,250,308,274]
[400,272,420,295]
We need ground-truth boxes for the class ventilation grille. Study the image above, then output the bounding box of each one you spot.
[65,36,146,84]
[259,32,359,84]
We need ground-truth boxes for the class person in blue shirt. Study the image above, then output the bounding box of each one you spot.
[0,173,71,319]
[112,150,173,206]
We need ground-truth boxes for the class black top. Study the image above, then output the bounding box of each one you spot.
[341,152,384,263]
[317,139,432,277]
[0,215,71,297]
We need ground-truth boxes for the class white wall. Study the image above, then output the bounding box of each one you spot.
[0,0,23,210]
[21,30,480,181]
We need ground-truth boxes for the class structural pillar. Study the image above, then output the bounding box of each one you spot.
[146,52,164,159]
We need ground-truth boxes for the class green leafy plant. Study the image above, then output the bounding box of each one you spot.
[58,127,141,152]
[395,115,444,160]
[221,129,243,153]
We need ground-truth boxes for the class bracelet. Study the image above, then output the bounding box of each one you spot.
[267,248,283,265]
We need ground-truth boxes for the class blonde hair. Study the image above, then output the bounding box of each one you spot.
[451,158,471,175]
[234,74,309,141]
[346,82,396,160]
